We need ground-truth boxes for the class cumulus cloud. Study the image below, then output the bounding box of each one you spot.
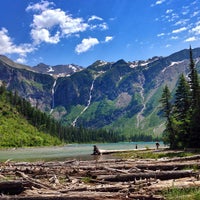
[165,44,171,48]
[156,0,166,5]
[184,36,197,42]
[99,22,108,30]
[166,9,173,14]
[26,1,108,45]
[0,1,110,62]
[174,19,189,26]
[16,57,27,64]
[75,38,99,54]
[191,24,200,35]
[88,15,103,22]
[26,0,54,11]
[29,7,89,45]
[171,36,179,40]
[105,36,113,42]
[31,28,60,44]
[172,27,187,34]
[157,33,165,37]
[0,28,35,56]
[151,0,166,6]
[191,11,199,17]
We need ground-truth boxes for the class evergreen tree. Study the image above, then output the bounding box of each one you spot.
[188,46,200,108]
[173,74,191,147]
[0,82,6,95]
[160,85,176,148]
[188,47,200,148]
[160,47,200,149]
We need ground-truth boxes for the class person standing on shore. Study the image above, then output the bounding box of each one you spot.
[156,142,160,150]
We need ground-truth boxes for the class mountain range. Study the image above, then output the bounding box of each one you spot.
[1,48,200,138]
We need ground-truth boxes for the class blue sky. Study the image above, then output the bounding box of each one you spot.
[0,0,200,67]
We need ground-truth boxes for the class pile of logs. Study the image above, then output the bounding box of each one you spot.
[0,153,200,199]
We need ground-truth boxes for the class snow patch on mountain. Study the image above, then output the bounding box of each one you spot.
[47,66,54,72]
[162,61,184,73]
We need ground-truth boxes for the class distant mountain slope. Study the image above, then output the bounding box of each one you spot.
[0,48,200,138]
[0,55,33,71]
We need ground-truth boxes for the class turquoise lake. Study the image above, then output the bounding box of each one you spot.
[0,142,165,162]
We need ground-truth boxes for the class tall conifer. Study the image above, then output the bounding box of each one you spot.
[188,47,200,148]
[160,85,177,148]
[173,74,190,147]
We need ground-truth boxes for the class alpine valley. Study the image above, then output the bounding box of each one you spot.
[1,47,200,138]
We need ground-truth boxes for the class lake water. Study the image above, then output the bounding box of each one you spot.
[0,142,164,162]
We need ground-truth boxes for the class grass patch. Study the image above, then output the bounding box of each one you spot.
[81,176,92,184]
[116,150,195,160]
[162,187,200,200]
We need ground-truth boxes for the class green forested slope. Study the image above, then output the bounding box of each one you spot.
[0,87,61,147]
[0,84,122,147]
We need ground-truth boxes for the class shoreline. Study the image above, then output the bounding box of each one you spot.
[0,142,165,162]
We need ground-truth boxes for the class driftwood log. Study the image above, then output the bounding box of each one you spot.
[0,151,199,199]
[0,181,26,195]
[97,170,196,182]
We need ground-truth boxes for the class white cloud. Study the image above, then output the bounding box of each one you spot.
[31,28,60,44]
[0,1,109,62]
[26,0,54,11]
[155,0,166,5]
[105,36,113,42]
[191,11,199,17]
[171,36,179,40]
[184,36,197,42]
[88,15,103,22]
[191,24,200,35]
[157,33,165,37]
[166,9,173,14]
[30,8,89,44]
[99,22,108,30]
[16,57,27,64]
[182,11,189,15]
[165,44,171,48]
[62,18,89,35]
[174,19,189,26]
[0,28,35,56]
[172,27,187,34]
[27,1,108,46]
[75,38,99,54]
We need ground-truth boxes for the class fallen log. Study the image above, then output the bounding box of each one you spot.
[135,162,200,171]
[159,155,200,162]
[15,171,54,190]
[128,194,164,200]
[103,166,129,174]
[99,148,150,154]
[97,170,197,182]
[0,180,25,195]
[147,178,200,192]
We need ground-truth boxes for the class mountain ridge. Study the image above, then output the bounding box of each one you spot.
[1,47,200,138]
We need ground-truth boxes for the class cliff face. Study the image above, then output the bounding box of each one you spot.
[1,48,200,136]
[0,56,54,111]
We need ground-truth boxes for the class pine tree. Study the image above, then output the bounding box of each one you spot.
[173,74,191,147]
[174,74,190,120]
[0,82,6,95]
[160,85,177,148]
[188,47,200,148]
[188,46,200,108]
